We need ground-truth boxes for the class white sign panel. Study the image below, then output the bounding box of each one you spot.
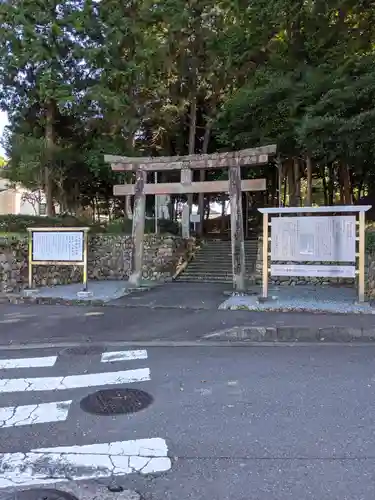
[190,214,200,223]
[271,216,356,262]
[271,264,355,278]
[32,231,84,262]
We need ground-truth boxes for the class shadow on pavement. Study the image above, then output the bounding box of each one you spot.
[110,282,229,310]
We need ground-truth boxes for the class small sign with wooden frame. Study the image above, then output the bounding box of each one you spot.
[27,227,90,291]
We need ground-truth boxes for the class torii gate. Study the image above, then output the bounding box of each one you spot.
[104,144,277,292]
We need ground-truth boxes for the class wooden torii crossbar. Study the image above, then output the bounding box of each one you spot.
[105,144,277,291]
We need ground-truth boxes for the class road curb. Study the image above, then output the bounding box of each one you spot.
[203,325,375,342]
[0,287,153,308]
[3,340,375,351]
[1,294,216,310]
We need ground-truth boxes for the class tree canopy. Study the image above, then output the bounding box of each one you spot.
[0,0,374,217]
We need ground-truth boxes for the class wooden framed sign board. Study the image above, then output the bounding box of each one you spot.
[27,227,90,290]
[258,206,371,302]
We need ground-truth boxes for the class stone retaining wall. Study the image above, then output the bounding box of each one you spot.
[366,253,375,298]
[0,234,192,293]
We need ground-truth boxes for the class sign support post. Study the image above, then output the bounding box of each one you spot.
[262,212,269,299]
[359,210,366,302]
[28,229,33,290]
[83,229,89,292]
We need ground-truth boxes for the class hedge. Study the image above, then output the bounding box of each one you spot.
[0,215,181,235]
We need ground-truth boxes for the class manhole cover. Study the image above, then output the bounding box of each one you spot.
[80,388,153,415]
[62,345,104,356]
[2,489,78,500]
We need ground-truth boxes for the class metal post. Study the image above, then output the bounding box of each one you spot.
[154,172,158,234]
[83,230,88,291]
[358,211,365,302]
[262,213,269,298]
[28,230,33,289]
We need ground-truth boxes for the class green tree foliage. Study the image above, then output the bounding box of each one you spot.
[215,0,375,205]
[1,0,375,217]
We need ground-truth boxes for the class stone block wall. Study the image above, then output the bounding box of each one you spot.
[366,253,375,298]
[0,234,192,293]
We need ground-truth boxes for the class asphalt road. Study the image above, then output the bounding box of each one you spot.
[1,302,375,347]
[1,343,375,499]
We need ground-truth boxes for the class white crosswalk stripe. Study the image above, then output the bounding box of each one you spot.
[0,401,72,428]
[101,349,148,363]
[0,438,171,488]
[0,356,57,369]
[0,368,150,393]
[0,349,171,487]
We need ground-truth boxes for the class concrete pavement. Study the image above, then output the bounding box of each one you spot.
[109,282,229,309]
[0,345,375,498]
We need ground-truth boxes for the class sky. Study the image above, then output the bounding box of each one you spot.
[0,111,8,158]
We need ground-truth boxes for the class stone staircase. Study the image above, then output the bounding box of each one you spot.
[176,238,259,283]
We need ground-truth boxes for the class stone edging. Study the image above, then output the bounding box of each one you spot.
[203,325,375,342]
[0,286,153,307]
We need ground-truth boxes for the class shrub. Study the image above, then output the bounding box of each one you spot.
[158,218,180,235]
[0,214,180,236]
[366,229,375,253]
[106,218,181,235]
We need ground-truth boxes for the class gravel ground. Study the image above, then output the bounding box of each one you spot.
[219,285,375,314]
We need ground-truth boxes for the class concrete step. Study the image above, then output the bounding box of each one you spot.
[177,275,256,283]
[181,266,256,274]
[186,265,255,272]
[199,245,258,249]
[194,254,258,260]
[197,250,258,255]
[201,245,258,250]
[196,246,256,251]
[193,259,256,264]
[177,277,231,283]
[177,239,259,283]
[182,271,254,278]
[192,254,257,260]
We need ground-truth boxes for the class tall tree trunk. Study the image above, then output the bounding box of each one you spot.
[276,156,283,207]
[294,157,301,206]
[340,164,351,204]
[328,165,334,205]
[188,96,197,150]
[306,156,313,206]
[187,95,197,214]
[45,101,55,216]
[321,167,329,205]
[283,175,287,206]
[198,122,211,235]
[287,159,296,206]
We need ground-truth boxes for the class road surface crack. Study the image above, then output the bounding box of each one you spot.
[0,406,17,427]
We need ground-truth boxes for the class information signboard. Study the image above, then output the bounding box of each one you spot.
[258,206,371,303]
[271,215,356,262]
[27,227,89,291]
[32,231,84,262]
